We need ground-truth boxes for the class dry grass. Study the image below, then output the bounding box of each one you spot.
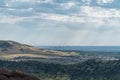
[0,51,78,60]
[0,54,50,59]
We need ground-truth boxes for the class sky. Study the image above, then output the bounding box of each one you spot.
[0,0,120,46]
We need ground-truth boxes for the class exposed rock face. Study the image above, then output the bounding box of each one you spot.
[0,69,40,80]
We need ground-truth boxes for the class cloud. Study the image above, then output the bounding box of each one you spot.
[97,0,114,4]
[0,0,120,45]
[80,6,120,18]
[6,0,53,3]
[60,1,77,10]
[39,13,85,23]
[0,15,25,24]
[82,0,92,5]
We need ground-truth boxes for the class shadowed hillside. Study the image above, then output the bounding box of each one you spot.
[0,68,40,80]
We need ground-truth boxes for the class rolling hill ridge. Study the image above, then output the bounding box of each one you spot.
[0,40,78,63]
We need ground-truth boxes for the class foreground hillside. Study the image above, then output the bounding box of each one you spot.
[0,60,120,80]
[0,69,40,80]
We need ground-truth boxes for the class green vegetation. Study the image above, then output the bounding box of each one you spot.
[0,59,120,80]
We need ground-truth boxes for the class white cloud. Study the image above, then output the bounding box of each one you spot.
[97,0,114,5]
[40,13,85,23]
[5,0,53,8]
[0,16,25,24]
[8,8,34,13]
[60,2,77,10]
[82,0,92,5]
[7,0,52,4]
[80,6,120,18]
[38,0,53,3]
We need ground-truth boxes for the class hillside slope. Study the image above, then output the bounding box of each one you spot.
[0,40,78,63]
[0,68,40,80]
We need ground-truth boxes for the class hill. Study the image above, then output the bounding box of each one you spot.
[0,40,79,63]
[0,40,76,55]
